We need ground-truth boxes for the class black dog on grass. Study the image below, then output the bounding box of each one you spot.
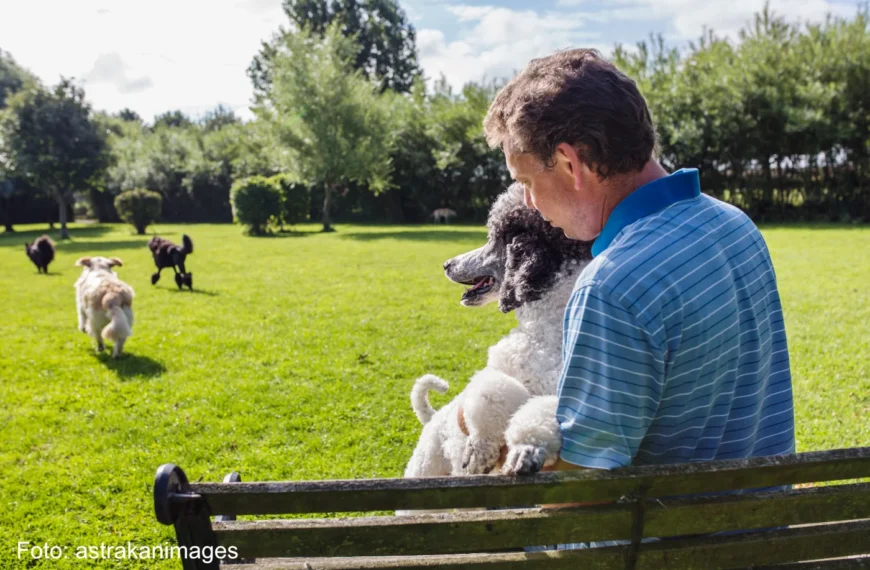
[148,234,193,290]
[25,235,55,273]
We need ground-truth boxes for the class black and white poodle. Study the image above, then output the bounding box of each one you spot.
[404,183,593,480]
[25,235,55,274]
[148,234,193,290]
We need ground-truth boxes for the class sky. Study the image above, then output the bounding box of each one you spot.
[0,0,863,123]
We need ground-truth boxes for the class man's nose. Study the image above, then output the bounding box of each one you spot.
[523,186,534,209]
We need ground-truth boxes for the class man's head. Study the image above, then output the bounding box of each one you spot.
[483,49,656,240]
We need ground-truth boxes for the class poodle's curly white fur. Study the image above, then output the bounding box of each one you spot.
[404,184,592,479]
[74,256,134,358]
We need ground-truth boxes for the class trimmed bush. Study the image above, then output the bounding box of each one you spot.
[230,176,283,235]
[114,189,162,234]
[271,173,311,228]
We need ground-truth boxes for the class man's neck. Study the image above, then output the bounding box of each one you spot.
[599,160,668,229]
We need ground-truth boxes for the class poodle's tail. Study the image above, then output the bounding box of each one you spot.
[35,235,55,262]
[102,300,133,343]
[411,374,449,425]
[182,234,193,255]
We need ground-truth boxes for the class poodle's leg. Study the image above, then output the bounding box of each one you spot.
[86,310,108,353]
[151,267,162,285]
[173,266,184,289]
[76,295,87,333]
[501,396,561,475]
[460,372,531,475]
[112,336,126,358]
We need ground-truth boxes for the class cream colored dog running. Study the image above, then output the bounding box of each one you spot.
[74,256,134,358]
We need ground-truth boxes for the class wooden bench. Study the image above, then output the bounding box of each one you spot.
[154,447,870,569]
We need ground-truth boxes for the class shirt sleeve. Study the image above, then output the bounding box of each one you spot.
[557,282,665,469]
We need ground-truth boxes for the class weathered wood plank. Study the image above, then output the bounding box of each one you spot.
[753,557,870,569]
[212,483,870,558]
[194,448,870,515]
[218,520,870,569]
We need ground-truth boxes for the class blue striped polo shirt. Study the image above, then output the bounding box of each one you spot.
[557,168,795,470]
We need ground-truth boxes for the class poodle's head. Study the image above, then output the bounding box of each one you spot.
[148,236,167,253]
[443,183,592,313]
[75,256,123,274]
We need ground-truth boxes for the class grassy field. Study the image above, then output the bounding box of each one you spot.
[0,221,868,568]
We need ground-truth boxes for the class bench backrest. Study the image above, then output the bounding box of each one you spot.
[154,447,870,569]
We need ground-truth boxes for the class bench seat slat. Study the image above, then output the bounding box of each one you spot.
[218,519,870,569]
[194,448,870,515]
[213,483,870,559]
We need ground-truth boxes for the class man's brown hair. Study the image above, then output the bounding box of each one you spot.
[483,48,656,179]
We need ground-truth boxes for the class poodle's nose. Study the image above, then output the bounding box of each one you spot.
[443,259,453,271]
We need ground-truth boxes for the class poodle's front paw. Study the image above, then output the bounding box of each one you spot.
[151,273,160,285]
[462,437,502,475]
[502,444,549,475]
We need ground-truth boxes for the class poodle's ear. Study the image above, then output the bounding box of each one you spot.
[75,257,92,268]
[108,257,123,267]
[499,234,561,313]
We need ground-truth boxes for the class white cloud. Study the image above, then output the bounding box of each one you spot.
[0,0,286,121]
[418,5,607,90]
[1,0,859,120]
[85,53,154,95]
[555,0,857,41]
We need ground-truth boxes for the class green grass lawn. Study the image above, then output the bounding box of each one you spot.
[0,221,868,568]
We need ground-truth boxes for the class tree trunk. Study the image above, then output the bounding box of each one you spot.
[1,197,12,232]
[56,192,70,240]
[321,184,334,232]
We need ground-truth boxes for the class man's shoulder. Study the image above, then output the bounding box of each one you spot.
[577,194,767,306]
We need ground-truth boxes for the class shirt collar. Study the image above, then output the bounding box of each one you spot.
[591,168,701,257]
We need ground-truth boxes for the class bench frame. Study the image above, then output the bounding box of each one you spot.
[154,447,870,569]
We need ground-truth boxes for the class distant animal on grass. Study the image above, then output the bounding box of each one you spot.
[148,234,193,290]
[25,235,55,273]
[431,208,457,224]
[74,256,134,358]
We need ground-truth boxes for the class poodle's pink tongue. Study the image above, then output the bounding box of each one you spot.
[470,277,492,291]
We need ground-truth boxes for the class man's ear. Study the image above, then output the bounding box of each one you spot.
[108,257,123,267]
[555,142,591,191]
[75,257,92,268]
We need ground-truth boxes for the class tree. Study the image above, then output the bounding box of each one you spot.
[201,104,239,132]
[117,108,142,124]
[153,110,193,130]
[230,176,283,235]
[271,173,310,227]
[0,50,35,110]
[114,188,162,234]
[0,49,38,232]
[258,22,394,232]
[0,78,110,239]
[249,0,421,97]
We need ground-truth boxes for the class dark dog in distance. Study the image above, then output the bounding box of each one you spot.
[25,235,55,273]
[148,234,193,290]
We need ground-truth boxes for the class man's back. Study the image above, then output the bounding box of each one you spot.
[557,169,795,469]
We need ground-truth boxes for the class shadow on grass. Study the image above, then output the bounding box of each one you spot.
[94,352,166,380]
[0,225,114,246]
[56,240,146,254]
[247,229,318,238]
[340,229,487,243]
[167,287,220,297]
